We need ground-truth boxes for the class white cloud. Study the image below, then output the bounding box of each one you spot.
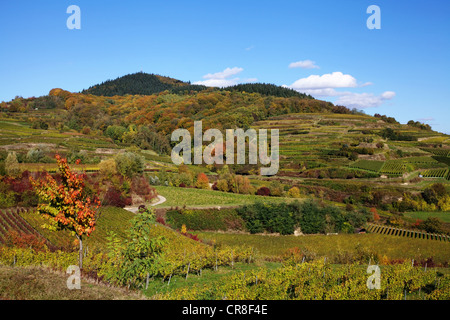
[417,117,435,122]
[194,78,240,87]
[381,91,396,99]
[290,88,342,97]
[193,67,256,88]
[334,91,396,109]
[287,72,358,90]
[285,71,394,109]
[203,67,243,80]
[289,60,320,69]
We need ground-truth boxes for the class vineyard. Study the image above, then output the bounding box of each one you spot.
[16,206,142,250]
[403,156,445,170]
[421,148,450,157]
[158,260,450,300]
[0,208,55,249]
[420,168,449,179]
[0,209,256,290]
[366,223,450,242]
[350,157,449,176]
[349,160,384,173]
[379,160,408,176]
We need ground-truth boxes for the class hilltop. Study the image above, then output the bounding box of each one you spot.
[81,72,208,96]
[81,72,316,99]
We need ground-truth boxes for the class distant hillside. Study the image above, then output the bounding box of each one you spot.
[81,72,316,99]
[226,83,313,99]
[81,72,207,96]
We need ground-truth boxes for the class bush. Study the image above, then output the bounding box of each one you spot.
[81,127,91,135]
[26,148,46,163]
[99,159,118,177]
[216,179,229,192]
[104,125,127,141]
[103,186,131,208]
[195,173,210,189]
[269,181,284,197]
[131,176,157,202]
[0,191,16,208]
[256,186,271,196]
[422,183,447,205]
[156,216,166,225]
[288,187,301,198]
[234,175,255,194]
[419,217,443,234]
[4,230,47,252]
[114,152,144,178]
[5,152,21,178]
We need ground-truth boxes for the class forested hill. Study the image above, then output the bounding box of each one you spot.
[81,72,315,99]
[226,83,313,99]
[81,72,207,96]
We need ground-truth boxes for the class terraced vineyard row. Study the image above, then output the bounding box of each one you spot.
[403,156,439,164]
[349,160,384,173]
[366,223,450,242]
[403,156,444,169]
[420,168,449,178]
[421,148,450,157]
[0,208,56,249]
[379,161,408,176]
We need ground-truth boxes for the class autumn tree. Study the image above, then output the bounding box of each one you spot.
[195,173,210,189]
[30,155,100,269]
[114,152,145,178]
[288,186,301,198]
[98,158,118,178]
[370,207,380,221]
[234,175,255,194]
[5,151,21,178]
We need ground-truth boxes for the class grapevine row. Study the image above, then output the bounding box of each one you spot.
[366,223,450,242]
[420,148,450,157]
[160,260,450,300]
[0,208,56,249]
[380,161,407,176]
[420,168,449,178]
[349,160,384,173]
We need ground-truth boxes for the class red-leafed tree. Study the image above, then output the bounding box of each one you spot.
[370,207,380,222]
[30,155,100,269]
[195,172,210,189]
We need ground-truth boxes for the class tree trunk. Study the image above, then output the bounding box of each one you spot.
[77,235,83,269]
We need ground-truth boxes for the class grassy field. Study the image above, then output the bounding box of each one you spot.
[404,211,450,223]
[153,185,295,208]
[197,231,450,264]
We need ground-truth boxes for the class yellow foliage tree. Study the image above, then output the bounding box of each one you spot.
[288,187,301,198]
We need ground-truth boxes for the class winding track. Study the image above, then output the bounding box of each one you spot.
[123,195,166,213]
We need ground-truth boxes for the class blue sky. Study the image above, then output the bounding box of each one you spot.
[1,0,449,133]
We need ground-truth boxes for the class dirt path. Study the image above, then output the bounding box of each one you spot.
[123,195,167,213]
[151,195,167,206]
